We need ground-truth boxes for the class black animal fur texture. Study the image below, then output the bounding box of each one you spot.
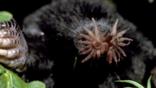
[22,0,156,88]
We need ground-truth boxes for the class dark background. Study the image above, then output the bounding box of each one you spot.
[0,0,51,24]
[114,0,156,46]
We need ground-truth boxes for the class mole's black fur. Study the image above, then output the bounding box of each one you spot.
[23,0,156,88]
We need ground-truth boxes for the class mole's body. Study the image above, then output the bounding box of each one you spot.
[23,0,156,88]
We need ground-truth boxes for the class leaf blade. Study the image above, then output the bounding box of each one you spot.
[115,80,144,88]
[28,81,46,88]
[147,76,152,88]
[0,11,13,22]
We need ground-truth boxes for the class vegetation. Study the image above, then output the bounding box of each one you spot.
[116,76,152,88]
[0,65,45,88]
[0,11,13,22]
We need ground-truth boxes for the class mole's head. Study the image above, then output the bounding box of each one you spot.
[73,18,133,64]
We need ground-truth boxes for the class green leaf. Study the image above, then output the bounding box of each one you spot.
[10,70,27,88]
[0,65,6,75]
[0,11,13,22]
[0,65,46,88]
[0,72,11,88]
[147,76,152,88]
[28,81,46,88]
[115,80,144,88]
